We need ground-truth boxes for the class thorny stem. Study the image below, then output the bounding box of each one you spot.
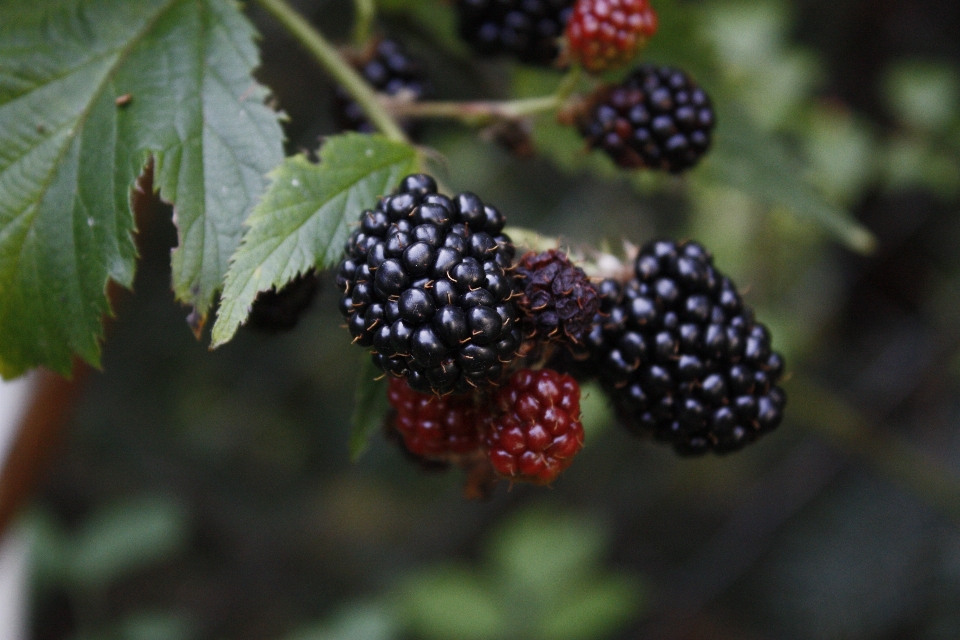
[382,67,585,125]
[254,0,409,144]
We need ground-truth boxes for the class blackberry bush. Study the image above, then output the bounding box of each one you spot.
[336,174,523,396]
[579,64,715,172]
[456,0,575,65]
[583,239,786,455]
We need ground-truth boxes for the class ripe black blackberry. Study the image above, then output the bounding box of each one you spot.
[579,64,715,173]
[456,0,575,66]
[336,174,522,396]
[336,38,430,133]
[584,239,786,455]
[246,271,320,332]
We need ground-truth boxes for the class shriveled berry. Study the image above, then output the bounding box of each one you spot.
[515,250,601,346]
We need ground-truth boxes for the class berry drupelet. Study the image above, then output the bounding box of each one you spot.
[387,377,485,460]
[336,174,522,396]
[584,239,786,455]
[514,250,600,345]
[486,368,585,484]
[566,0,658,73]
[456,0,575,66]
[579,64,715,173]
[336,38,430,133]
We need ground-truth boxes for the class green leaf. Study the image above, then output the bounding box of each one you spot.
[487,507,607,592]
[0,0,283,377]
[883,59,960,132]
[67,495,190,589]
[396,565,507,640]
[704,103,876,253]
[350,355,390,462]
[536,575,645,640]
[211,133,419,346]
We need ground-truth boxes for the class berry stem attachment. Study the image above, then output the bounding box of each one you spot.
[351,0,376,47]
[381,67,585,126]
[254,0,409,144]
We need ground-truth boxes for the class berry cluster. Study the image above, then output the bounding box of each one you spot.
[579,65,715,172]
[566,0,658,73]
[456,0,575,65]
[581,239,786,454]
[336,175,522,396]
[334,174,785,492]
[336,38,430,134]
[387,368,585,486]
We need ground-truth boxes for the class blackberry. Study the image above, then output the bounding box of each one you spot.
[585,239,786,455]
[515,250,600,345]
[387,377,485,460]
[336,174,522,395]
[579,64,715,173]
[486,368,584,484]
[336,38,430,133]
[456,0,575,66]
[246,271,319,332]
[566,0,658,73]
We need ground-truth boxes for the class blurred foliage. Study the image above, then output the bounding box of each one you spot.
[284,506,643,640]
[19,0,960,639]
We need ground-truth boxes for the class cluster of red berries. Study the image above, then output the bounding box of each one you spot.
[387,368,585,487]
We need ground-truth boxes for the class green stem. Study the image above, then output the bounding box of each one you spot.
[255,0,409,144]
[382,67,586,126]
[383,95,561,125]
[352,0,376,46]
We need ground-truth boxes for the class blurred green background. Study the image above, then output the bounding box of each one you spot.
[22,0,960,638]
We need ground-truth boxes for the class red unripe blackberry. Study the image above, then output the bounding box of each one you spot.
[336,174,522,395]
[246,270,320,332]
[486,369,584,484]
[583,239,786,455]
[566,0,658,73]
[456,0,575,66]
[336,38,430,134]
[387,377,485,460]
[579,64,715,173]
[515,250,600,345]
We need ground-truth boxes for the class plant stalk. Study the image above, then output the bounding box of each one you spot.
[381,67,585,125]
[254,0,409,144]
[352,0,376,46]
